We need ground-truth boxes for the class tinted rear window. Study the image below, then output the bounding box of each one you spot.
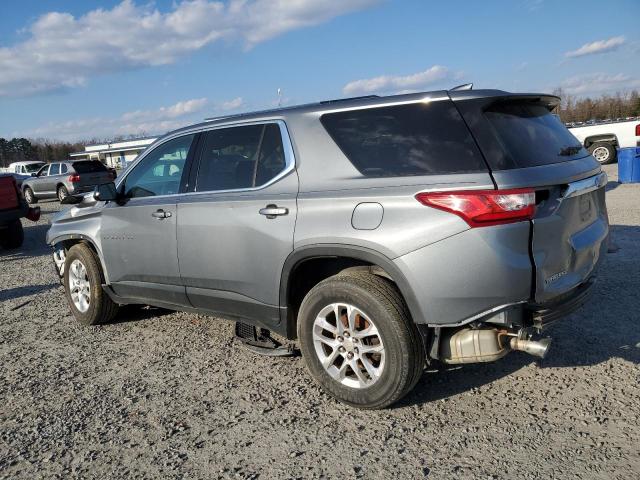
[72,161,107,173]
[484,102,589,168]
[320,102,487,177]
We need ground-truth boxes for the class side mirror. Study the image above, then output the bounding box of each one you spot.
[60,194,83,205]
[31,173,37,177]
[93,182,118,202]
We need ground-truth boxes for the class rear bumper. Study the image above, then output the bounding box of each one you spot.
[526,278,596,330]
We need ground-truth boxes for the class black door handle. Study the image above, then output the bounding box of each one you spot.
[151,209,172,219]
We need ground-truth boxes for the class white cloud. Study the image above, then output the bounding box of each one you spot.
[565,36,625,58]
[15,96,239,141]
[343,65,454,95]
[219,97,245,111]
[0,0,378,97]
[559,73,640,96]
[121,98,209,122]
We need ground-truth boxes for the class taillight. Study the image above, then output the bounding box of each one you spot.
[68,174,80,183]
[635,123,640,136]
[415,189,536,227]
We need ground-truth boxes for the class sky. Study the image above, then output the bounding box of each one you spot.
[0,0,639,142]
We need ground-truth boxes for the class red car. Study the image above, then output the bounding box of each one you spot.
[0,174,40,249]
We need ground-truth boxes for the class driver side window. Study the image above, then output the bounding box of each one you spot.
[123,134,194,198]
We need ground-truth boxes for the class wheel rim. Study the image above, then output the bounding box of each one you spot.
[312,303,385,389]
[25,189,33,202]
[58,187,67,201]
[68,259,91,313]
[592,146,610,163]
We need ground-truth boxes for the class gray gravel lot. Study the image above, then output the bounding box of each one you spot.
[1,163,639,479]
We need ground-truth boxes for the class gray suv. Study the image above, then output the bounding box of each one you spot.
[47,89,609,409]
[22,160,115,203]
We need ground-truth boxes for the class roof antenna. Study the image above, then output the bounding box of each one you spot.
[450,83,473,91]
[277,88,282,107]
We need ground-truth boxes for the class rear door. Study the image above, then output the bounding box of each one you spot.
[453,94,609,303]
[177,121,297,327]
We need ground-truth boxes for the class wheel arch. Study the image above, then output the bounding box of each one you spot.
[584,134,618,148]
[279,245,423,339]
[50,234,110,284]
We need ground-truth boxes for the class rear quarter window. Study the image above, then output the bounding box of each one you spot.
[320,102,487,177]
[483,102,589,168]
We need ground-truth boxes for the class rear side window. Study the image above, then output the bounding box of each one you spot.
[73,161,107,173]
[196,123,287,192]
[49,163,60,175]
[61,164,68,174]
[320,102,486,177]
[484,102,589,168]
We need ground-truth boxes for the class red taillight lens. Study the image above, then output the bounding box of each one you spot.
[635,123,640,136]
[68,174,80,183]
[415,189,536,227]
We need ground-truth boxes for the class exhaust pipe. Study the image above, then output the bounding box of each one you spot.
[440,328,551,364]
[510,337,551,359]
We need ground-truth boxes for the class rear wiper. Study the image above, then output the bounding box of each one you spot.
[558,145,582,156]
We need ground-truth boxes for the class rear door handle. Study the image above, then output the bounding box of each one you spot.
[259,204,289,219]
[151,209,172,219]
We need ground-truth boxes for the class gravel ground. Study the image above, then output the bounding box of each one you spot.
[1,163,639,479]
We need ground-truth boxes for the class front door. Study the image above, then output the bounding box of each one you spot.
[32,164,51,194]
[101,133,196,306]
[177,122,297,327]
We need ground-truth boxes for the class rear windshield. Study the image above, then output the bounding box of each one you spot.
[72,161,108,173]
[484,102,589,168]
[321,102,487,177]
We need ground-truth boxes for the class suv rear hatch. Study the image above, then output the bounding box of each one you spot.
[452,91,609,303]
[72,161,114,190]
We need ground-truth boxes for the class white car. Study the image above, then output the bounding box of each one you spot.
[568,119,640,164]
[0,161,46,187]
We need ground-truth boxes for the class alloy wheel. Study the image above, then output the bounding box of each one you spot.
[312,302,385,389]
[69,259,91,313]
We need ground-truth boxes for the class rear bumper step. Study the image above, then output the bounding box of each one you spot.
[527,279,596,330]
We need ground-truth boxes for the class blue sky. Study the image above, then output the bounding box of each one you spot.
[0,0,639,141]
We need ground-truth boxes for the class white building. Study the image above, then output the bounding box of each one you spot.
[70,137,157,169]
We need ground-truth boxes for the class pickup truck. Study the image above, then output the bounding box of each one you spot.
[0,174,40,249]
[568,118,640,164]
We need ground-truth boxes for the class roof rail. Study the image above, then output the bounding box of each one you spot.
[449,83,473,91]
[319,95,379,104]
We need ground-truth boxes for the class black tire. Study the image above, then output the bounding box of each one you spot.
[588,142,617,165]
[63,244,119,326]
[23,187,37,204]
[0,219,24,249]
[298,272,425,409]
[57,185,68,202]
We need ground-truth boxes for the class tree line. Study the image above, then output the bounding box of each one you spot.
[0,138,86,168]
[552,89,640,123]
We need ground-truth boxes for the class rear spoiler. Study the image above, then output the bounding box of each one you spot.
[448,90,560,110]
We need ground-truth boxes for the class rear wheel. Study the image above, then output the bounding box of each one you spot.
[64,244,119,325]
[57,185,68,202]
[0,220,24,249]
[24,187,37,204]
[588,142,616,165]
[298,272,424,409]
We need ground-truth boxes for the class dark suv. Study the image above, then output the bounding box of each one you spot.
[47,89,608,408]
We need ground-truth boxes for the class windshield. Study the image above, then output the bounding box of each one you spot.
[24,163,44,173]
[484,102,589,168]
